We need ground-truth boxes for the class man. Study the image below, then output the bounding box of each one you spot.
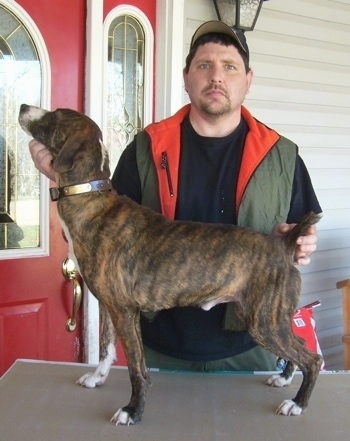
[29,21,321,372]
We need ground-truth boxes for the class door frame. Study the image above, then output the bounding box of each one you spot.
[154,0,185,121]
[84,0,155,363]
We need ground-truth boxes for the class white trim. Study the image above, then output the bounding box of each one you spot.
[155,0,185,120]
[0,0,51,260]
[85,0,104,128]
[82,282,100,365]
[84,0,104,364]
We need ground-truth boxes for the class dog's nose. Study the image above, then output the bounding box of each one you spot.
[20,104,30,113]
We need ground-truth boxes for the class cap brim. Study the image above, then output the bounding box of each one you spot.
[190,20,248,56]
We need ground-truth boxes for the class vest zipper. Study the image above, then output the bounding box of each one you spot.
[161,152,174,197]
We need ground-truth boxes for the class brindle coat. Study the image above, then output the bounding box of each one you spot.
[19,104,323,426]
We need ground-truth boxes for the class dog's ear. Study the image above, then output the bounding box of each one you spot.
[53,134,86,172]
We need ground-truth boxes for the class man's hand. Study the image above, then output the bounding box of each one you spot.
[29,139,56,181]
[274,222,318,266]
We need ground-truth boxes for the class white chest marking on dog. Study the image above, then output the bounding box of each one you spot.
[99,140,108,172]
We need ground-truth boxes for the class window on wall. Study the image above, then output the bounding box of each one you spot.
[0,4,41,250]
[106,14,145,172]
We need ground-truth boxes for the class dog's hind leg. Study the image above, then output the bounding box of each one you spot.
[77,303,117,388]
[261,333,323,415]
[275,344,323,416]
[110,309,151,426]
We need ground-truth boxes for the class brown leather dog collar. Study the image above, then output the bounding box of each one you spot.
[50,178,112,201]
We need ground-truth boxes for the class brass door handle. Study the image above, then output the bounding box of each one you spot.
[62,257,82,332]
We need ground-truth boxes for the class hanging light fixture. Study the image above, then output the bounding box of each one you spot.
[213,0,269,31]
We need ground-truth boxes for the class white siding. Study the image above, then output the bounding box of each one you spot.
[179,0,350,369]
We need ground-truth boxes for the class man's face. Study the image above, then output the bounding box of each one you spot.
[183,42,253,119]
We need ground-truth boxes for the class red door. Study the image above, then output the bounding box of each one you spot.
[0,0,86,376]
[0,0,155,377]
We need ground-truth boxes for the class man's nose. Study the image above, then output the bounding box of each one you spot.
[209,66,223,83]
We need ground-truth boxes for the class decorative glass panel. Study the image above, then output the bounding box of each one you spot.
[0,5,41,249]
[106,15,145,171]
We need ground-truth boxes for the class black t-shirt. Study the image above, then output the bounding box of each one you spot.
[112,116,322,361]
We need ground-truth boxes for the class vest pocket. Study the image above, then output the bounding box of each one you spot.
[161,152,174,197]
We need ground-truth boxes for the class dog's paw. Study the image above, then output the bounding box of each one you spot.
[76,372,106,388]
[76,349,114,388]
[110,408,135,426]
[266,374,293,388]
[276,399,303,416]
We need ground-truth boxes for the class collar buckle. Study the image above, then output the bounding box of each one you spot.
[49,187,61,201]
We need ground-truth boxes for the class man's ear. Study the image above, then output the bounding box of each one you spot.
[53,135,85,172]
[245,69,254,95]
[183,67,189,93]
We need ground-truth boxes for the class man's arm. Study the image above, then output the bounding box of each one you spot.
[278,155,321,266]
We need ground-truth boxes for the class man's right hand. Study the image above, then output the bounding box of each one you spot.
[29,139,56,181]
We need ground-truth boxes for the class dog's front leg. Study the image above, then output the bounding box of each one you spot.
[110,309,151,426]
[266,360,297,388]
[77,304,116,388]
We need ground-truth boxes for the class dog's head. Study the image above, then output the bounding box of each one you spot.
[18,104,110,183]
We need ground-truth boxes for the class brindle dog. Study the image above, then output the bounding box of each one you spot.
[19,104,323,426]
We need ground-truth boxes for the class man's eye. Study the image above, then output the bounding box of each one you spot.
[199,63,210,69]
[226,65,235,71]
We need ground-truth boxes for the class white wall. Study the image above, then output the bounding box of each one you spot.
[157,0,350,369]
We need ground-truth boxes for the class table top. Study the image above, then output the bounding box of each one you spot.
[1,360,349,441]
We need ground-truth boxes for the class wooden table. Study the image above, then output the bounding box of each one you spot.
[1,360,349,441]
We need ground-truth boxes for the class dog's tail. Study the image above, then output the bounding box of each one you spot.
[283,211,321,254]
